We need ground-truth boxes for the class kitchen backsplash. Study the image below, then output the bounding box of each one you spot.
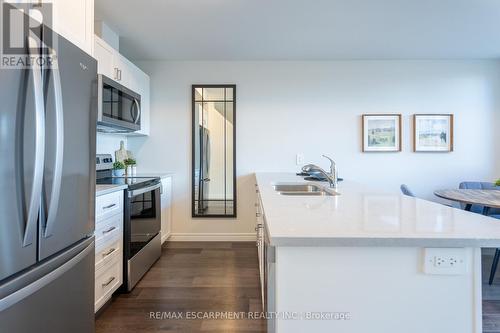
[96,133,128,156]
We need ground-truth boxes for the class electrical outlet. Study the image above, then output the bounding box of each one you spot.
[296,153,304,165]
[433,256,459,268]
[423,248,467,275]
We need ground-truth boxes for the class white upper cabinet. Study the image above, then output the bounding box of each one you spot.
[51,0,94,55]
[127,60,150,136]
[136,72,150,136]
[93,36,115,79]
[113,52,134,89]
[93,35,151,136]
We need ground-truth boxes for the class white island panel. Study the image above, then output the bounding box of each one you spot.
[275,246,482,333]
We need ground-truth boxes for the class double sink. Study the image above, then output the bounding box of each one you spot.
[273,184,338,196]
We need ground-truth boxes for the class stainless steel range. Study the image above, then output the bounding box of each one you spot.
[96,154,161,291]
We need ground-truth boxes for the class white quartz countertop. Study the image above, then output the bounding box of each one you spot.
[96,184,128,197]
[256,173,500,247]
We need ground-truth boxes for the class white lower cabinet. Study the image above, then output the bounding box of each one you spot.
[95,236,122,271]
[94,252,122,311]
[160,176,173,244]
[255,185,265,309]
[95,190,124,313]
[95,190,123,221]
[95,213,122,245]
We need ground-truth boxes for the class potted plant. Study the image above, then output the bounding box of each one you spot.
[124,158,137,176]
[496,179,500,187]
[112,161,126,177]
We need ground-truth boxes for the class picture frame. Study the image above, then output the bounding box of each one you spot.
[362,114,402,152]
[413,114,453,152]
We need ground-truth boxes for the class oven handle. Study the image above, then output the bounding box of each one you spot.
[128,183,161,198]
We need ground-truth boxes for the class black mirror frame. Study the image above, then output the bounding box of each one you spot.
[191,84,237,218]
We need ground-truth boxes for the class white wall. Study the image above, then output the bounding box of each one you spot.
[128,60,500,238]
[96,133,128,156]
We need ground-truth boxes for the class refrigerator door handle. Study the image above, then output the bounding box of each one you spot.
[0,239,94,312]
[23,37,45,247]
[44,50,64,238]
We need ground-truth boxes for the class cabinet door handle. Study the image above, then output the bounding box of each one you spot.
[102,248,116,257]
[102,226,116,235]
[114,68,119,80]
[256,213,261,217]
[119,69,122,81]
[102,276,116,288]
[103,203,116,210]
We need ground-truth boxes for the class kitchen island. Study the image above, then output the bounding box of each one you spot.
[255,173,500,333]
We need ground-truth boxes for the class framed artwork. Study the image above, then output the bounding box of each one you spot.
[413,114,453,152]
[362,114,402,152]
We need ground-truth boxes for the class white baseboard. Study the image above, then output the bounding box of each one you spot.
[168,233,256,242]
[161,231,171,244]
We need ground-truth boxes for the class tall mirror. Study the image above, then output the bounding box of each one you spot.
[192,85,236,217]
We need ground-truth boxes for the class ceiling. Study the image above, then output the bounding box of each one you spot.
[95,0,500,61]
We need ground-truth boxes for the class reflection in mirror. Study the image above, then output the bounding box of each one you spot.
[192,85,236,217]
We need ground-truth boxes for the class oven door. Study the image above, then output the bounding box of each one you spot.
[127,184,161,260]
[98,75,141,132]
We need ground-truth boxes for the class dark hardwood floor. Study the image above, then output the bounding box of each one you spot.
[95,242,266,333]
[96,243,500,332]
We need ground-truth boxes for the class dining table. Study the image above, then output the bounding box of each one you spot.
[434,189,500,215]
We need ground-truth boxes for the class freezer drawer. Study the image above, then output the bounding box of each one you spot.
[0,239,95,333]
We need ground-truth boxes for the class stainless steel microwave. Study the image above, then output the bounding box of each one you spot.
[97,74,141,133]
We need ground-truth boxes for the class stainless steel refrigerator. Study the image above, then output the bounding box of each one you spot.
[0,4,97,332]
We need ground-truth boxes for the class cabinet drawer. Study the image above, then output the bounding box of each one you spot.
[95,213,122,247]
[95,236,122,271]
[95,252,122,312]
[96,191,123,222]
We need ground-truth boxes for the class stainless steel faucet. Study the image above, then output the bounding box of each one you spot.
[302,155,338,188]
